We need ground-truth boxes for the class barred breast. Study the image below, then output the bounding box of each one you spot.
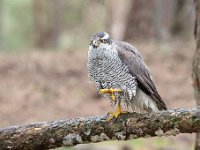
[87,45,137,105]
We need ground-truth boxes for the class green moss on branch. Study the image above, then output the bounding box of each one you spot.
[1,108,200,149]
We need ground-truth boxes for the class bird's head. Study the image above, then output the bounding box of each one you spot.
[89,32,112,48]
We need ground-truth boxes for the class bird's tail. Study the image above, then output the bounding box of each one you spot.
[130,88,166,113]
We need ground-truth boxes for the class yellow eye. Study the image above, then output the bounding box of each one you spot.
[99,39,104,43]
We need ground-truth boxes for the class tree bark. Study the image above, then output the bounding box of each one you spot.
[193,0,200,150]
[1,108,200,149]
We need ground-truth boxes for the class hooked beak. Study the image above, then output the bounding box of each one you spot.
[90,40,99,48]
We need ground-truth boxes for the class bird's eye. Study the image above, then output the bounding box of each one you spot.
[99,39,104,43]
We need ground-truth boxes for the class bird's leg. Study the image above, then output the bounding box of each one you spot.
[99,88,123,102]
[99,88,127,120]
[107,102,128,120]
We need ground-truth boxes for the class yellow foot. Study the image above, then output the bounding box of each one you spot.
[107,104,128,121]
[99,88,123,101]
[107,111,128,121]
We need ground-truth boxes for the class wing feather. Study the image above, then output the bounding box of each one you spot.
[115,41,167,110]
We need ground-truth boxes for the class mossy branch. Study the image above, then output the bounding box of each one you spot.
[1,108,200,149]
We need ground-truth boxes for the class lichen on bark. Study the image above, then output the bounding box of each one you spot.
[1,108,200,149]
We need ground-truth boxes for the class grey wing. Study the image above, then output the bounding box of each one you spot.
[115,41,167,110]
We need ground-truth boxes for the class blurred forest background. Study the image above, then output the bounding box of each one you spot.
[0,0,197,150]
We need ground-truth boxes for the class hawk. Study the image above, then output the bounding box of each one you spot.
[87,32,167,119]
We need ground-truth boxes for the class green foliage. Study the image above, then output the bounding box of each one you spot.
[3,0,33,50]
[0,0,106,51]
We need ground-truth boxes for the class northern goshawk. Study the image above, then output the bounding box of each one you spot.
[87,32,167,119]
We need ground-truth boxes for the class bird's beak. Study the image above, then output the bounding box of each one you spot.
[91,40,99,48]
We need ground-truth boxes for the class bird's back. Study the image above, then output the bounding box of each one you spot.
[114,41,167,111]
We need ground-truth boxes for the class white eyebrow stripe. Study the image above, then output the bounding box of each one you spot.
[103,32,110,39]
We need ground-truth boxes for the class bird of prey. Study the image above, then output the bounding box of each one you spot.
[87,32,167,119]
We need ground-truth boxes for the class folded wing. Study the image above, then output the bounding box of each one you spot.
[115,41,167,110]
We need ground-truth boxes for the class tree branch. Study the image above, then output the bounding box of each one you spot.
[1,108,200,149]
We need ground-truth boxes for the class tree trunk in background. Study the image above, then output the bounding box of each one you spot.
[110,0,177,41]
[193,0,200,149]
[0,0,3,48]
[106,0,194,41]
[33,0,63,49]
[105,0,132,41]
[123,0,155,41]
[153,0,176,40]
[171,0,195,38]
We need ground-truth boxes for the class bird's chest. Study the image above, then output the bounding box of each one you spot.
[90,53,118,75]
[89,55,128,85]
[88,46,135,88]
